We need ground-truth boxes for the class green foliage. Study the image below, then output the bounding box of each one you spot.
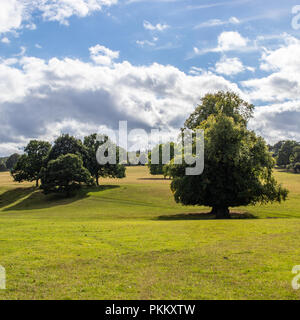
[148,143,175,176]
[169,92,288,219]
[83,133,126,186]
[11,140,51,186]
[277,140,299,167]
[0,162,7,172]
[5,153,20,170]
[269,140,285,158]
[288,146,300,173]
[41,153,94,195]
[48,134,87,161]
[184,91,254,129]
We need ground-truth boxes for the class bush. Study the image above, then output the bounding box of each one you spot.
[41,154,95,195]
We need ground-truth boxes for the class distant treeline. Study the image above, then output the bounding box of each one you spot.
[269,140,300,173]
[0,154,20,172]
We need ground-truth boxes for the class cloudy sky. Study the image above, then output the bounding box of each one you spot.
[0,0,300,155]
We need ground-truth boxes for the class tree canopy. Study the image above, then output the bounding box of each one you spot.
[288,145,300,173]
[48,134,87,161]
[148,143,175,177]
[83,134,126,186]
[277,140,299,167]
[11,140,51,187]
[184,91,254,130]
[11,133,125,195]
[6,153,20,170]
[169,91,288,219]
[41,154,94,195]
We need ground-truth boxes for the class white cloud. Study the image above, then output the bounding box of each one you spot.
[136,40,156,47]
[1,37,10,44]
[250,101,300,144]
[25,22,37,30]
[243,34,300,102]
[0,0,25,34]
[14,46,27,57]
[0,46,242,155]
[191,31,251,58]
[215,57,244,76]
[38,0,118,25]
[143,20,169,32]
[218,31,248,51]
[89,44,119,65]
[194,16,240,29]
[215,56,254,76]
[0,0,118,33]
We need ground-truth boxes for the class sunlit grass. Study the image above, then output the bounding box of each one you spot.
[0,167,300,299]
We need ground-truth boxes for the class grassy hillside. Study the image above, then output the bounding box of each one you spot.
[0,167,300,299]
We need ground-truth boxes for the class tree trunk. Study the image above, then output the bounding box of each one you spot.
[96,175,99,186]
[212,207,230,219]
[210,207,216,215]
[36,179,39,188]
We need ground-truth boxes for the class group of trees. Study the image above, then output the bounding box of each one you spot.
[3,91,290,219]
[0,154,21,172]
[11,134,126,195]
[269,140,300,173]
[148,91,288,219]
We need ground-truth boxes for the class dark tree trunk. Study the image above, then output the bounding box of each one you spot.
[36,179,39,188]
[212,207,230,219]
[96,175,99,186]
[210,207,216,215]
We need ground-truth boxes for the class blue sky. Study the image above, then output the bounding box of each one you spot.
[0,0,300,155]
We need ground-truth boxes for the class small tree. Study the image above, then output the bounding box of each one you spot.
[148,143,175,176]
[11,140,51,187]
[83,134,126,186]
[289,146,300,173]
[6,153,20,170]
[169,92,288,219]
[277,140,299,167]
[40,154,94,195]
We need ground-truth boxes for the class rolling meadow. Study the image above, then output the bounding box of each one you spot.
[0,166,300,300]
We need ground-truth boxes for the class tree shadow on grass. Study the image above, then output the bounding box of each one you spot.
[3,185,120,211]
[138,178,170,181]
[156,211,258,220]
[0,187,36,209]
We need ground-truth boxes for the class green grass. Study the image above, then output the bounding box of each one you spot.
[0,167,300,299]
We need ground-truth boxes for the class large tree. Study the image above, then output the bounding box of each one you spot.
[83,134,126,186]
[40,154,94,195]
[169,91,288,219]
[11,140,51,187]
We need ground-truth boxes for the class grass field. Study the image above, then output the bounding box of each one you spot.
[0,167,300,299]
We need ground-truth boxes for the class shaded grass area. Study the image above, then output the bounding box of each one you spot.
[0,167,300,299]
[157,212,258,220]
